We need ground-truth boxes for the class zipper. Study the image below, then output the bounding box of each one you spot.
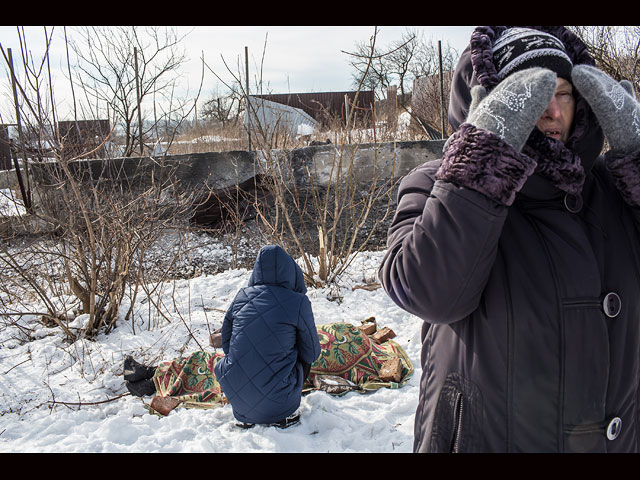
[451,392,464,453]
[561,297,602,309]
[564,420,607,435]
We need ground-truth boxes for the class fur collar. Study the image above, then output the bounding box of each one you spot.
[523,129,585,195]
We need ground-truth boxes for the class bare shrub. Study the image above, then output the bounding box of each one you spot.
[0,27,203,340]
[0,155,201,340]
[251,143,396,286]
[235,28,398,286]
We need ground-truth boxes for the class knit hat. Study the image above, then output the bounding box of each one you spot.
[492,27,573,80]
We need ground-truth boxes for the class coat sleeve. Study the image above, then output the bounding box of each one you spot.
[379,125,539,325]
[604,148,640,213]
[296,296,321,365]
[379,166,509,324]
[221,290,245,354]
[220,307,233,355]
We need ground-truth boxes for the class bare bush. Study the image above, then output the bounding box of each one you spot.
[569,26,640,91]
[66,26,198,157]
[0,154,202,341]
[0,27,203,341]
[251,144,396,287]
[234,28,398,286]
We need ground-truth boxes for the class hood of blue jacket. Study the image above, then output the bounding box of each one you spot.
[248,245,307,294]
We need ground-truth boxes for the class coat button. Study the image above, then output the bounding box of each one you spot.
[603,292,622,318]
[606,417,622,440]
[564,193,583,213]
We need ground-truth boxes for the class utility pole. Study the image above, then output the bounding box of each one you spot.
[245,46,252,152]
[134,47,143,155]
[438,41,446,139]
[7,48,32,213]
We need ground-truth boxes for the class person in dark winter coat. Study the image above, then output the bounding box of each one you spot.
[214,245,321,428]
[379,26,640,452]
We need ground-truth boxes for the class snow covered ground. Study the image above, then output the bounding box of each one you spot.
[0,245,424,453]
[0,189,25,217]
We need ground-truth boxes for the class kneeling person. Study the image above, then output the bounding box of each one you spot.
[214,245,321,428]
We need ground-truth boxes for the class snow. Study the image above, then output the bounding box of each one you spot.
[0,189,25,217]
[297,123,316,137]
[0,248,423,453]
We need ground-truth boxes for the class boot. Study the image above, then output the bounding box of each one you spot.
[123,356,156,382]
[235,422,255,430]
[126,378,156,397]
[269,411,301,429]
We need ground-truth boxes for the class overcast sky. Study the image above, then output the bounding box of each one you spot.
[0,26,475,121]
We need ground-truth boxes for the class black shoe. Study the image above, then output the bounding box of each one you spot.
[235,422,255,430]
[269,412,301,429]
[126,378,156,397]
[124,356,156,382]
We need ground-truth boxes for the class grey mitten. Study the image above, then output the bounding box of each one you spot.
[572,64,640,154]
[467,67,558,151]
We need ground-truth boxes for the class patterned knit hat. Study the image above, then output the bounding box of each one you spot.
[492,27,573,80]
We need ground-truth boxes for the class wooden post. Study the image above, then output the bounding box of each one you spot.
[134,47,143,155]
[7,48,32,213]
[245,46,252,152]
[344,94,351,143]
[438,40,446,139]
[387,85,397,130]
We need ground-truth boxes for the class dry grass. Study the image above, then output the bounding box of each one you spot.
[159,110,431,156]
[161,122,246,155]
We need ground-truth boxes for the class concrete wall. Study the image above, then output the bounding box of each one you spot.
[1,139,447,230]
[15,139,445,192]
[289,139,445,187]
[24,149,258,193]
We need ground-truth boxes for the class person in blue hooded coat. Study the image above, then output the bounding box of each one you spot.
[214,244,321,427]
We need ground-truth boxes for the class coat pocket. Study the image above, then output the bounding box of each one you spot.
[563,419,615,453]
[429,373,483,452]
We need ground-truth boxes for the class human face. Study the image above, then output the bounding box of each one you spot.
[536,77,575,143]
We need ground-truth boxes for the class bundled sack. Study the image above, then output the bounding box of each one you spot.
[148,350,227,415]
[146,321,413,415]
[302,322,413,395]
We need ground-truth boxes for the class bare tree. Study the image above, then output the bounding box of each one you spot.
[66,26,195,157]
[569,26,640,91]
[410,43,457,139]
[200,87,242,128]
[345,28,458,139]
[0,27,204,341]
[347,28,419,102]
[346,28,458,103]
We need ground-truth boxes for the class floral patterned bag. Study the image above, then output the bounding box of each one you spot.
[303,322,413,395]
[151,350,227,413]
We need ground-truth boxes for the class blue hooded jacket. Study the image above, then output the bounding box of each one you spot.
[214,245,321,425]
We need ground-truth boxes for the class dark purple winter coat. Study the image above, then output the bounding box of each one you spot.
[379,26,640,452]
